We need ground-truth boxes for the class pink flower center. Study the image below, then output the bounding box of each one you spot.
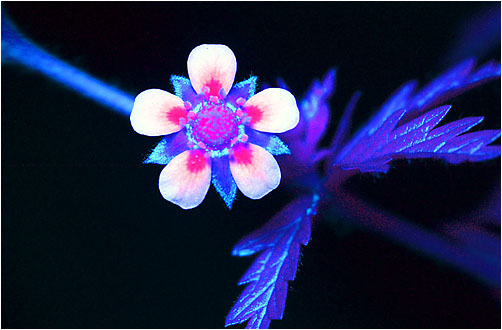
[189,95,240,152]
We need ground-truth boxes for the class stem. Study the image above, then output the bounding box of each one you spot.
[328,185,500,288]
[2,12,134,116]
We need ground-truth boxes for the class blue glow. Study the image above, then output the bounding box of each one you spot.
[2,13,134,116]
[211,156,237,209]
[170,75,197,104]
[226,194,318,327]
[246,130,290,156]
[334,187,500,288]
[226,76,257,102]
[144,131,190,165]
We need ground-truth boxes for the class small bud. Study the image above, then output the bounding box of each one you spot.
[188,111,197,120]
[236,97,246,106]
[201,86,210,95]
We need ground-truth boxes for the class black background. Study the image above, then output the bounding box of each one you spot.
[2,2,501,328]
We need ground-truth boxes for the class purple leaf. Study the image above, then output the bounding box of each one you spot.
[330,91,362,154]
[284,69,335,150]
[303,69,336,148]
[340,108,406,164]
[336,59,500,163]
[335,105,501,173]
[374,105,451,156]
[408,59,475,110]
[226,194,319,329]
[335,81,417,163]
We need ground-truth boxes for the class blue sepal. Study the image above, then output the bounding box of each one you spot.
[170,75,197,104]
[211,156,237,209]
[144,131,189,165]
[246,129,290,156]
[226,76,257,104]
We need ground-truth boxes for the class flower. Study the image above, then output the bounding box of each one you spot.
[130,44,300,209]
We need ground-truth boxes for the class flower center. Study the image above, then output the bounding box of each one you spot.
[185,88,247,157]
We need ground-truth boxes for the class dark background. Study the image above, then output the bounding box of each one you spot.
[2,2,500,328]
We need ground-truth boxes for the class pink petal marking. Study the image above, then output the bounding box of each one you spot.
[187,44,237,96]
[130,89,186,136]
[229,143,281,199]
[158,149,211,209]
[244,88,299,133]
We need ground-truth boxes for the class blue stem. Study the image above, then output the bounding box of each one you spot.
[332,187,500,288]
[1,13,134,116]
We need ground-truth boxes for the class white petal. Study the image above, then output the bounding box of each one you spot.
[159,150,211,209]
[245,88,299,133]
[130,89,186,136]
[187,44,237,96]
[229,143,281,199]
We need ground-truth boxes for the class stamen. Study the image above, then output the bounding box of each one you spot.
[209,95,219,104]
[201,86,210,95]
[236,109,243,118]
[188,111,197,120]
[179,117,187,126]
[240,134,248,143]
[197,141,207,149]
[187,141,195,149]
[184,101,192,110]
[231,137,239,145]
[241,115,251,124]
[236,97,246,106]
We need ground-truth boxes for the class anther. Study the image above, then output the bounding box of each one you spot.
[184,101,192,110]
[187,141,195,149]
[230,137,239,145]
[188,111,197,120]
[209,95,219,104]
[240,134,248,143]
[236,109,243,118]
[201,86,210,95]
[197,141,207,149]
[219,88,227,99]
[236,97,246,106]
[179,118,187,126]
[241,115,251,124]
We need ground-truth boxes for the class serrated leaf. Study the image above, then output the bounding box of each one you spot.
[226,195,319,329]
[336,59,501,163]
[335,105,500,173]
